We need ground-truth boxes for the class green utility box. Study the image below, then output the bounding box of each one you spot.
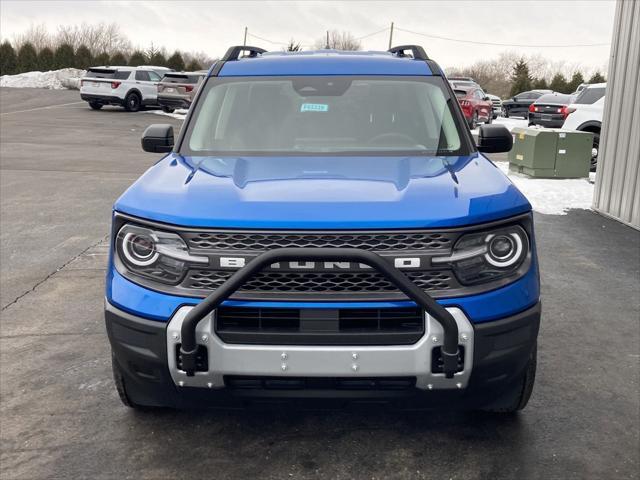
[508,127,593,178]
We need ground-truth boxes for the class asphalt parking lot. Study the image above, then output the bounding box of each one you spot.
[1,87,638,480]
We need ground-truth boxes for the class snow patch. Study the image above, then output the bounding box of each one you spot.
[0,68,86,90]
[497,161,594,215]
[147,108,189,120]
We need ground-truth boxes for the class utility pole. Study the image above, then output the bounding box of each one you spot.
[243,26,247,46]
[326,30,330,49]
[388,22,394,49]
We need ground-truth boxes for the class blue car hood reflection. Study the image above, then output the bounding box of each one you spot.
[114,153,531,229]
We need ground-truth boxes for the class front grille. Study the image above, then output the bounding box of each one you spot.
[184,269,457,294]
[225,376,416,391]
[215,306,424,345]
[184,231,453,251]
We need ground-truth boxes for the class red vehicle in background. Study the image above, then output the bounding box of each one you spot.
[454,87,493,129]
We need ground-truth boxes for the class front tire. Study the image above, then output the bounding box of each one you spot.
[503,108,509,118]
[124,92,141,112]
[482,343,537,413]
[162,106,175,113]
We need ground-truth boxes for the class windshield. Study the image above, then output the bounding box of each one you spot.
[181,76,468,156]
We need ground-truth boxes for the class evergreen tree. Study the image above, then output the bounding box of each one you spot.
[0,41,18,75]
[94,51,110,66]
[510,59,532,96]
[186,59,202,71]
[17,42,38,72]
[148,51,166,67]
[166,51,185,71]
[588,71,606,83]
[75,45,93,69]
[53,43,75,69]
[128,50,147,66]
[532,77,548,90]
[567,72,585,93]
[110,51,127,66]
[37,47,54,71]
[549,73,568,93]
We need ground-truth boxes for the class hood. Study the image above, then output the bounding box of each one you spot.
[114,153,531,229]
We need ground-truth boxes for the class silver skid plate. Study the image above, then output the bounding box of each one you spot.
[167,306,474,390]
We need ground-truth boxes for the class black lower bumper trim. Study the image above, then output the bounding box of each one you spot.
[81,93,124,105]
[158,97,191,109]
[105,301,540,409]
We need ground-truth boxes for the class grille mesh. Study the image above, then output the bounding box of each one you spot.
[184,231,453,251]
[184,269,456,293]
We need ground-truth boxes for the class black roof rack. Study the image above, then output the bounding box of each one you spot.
[221,46,267,62]
[388,45,429,60]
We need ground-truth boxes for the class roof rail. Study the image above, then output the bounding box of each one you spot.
[388,45,429,60]
[221,45,267,62]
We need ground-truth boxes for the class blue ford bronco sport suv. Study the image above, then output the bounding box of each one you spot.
[106,45,540,412]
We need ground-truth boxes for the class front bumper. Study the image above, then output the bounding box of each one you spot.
[106,300,540,408]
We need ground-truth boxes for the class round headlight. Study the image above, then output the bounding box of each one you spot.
[485,233,523,267]
[122,232,158,266]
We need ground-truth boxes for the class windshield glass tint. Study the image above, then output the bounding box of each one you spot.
[575,87,606,104]
[86,70,130,79]
[183,76,465,156]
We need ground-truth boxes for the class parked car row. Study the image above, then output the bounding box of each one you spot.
[445,75,606,171]
[79,65,207,112]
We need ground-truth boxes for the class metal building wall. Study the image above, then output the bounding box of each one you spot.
[592,0,640,229]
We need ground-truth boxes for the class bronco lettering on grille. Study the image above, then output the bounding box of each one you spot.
[218,257,422,270]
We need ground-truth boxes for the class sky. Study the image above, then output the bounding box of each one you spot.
[0,0,616,72]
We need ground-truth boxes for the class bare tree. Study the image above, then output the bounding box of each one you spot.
[314,30,361,50]
[12,24,53,51]
[56,22,131,56]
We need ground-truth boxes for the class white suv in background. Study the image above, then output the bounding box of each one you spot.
[563,83,606,171]
[80,66,172,112]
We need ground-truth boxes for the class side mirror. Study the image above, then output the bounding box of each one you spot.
[483,96,490,101]
[477,124,513,153]
[141,124,174,153]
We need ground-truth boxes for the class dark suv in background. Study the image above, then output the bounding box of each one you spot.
[502,90,552,118]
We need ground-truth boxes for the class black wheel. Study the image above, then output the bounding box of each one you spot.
[89,102,103,110]
[124,92,141,112]
[589,131,600,172]
[162,106,175,113]
[502,107,509,118]
[482,343,537,413]
[469,111,478,130]
[486,111,493,124]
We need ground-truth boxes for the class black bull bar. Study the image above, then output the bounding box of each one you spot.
[179,248,461,378]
